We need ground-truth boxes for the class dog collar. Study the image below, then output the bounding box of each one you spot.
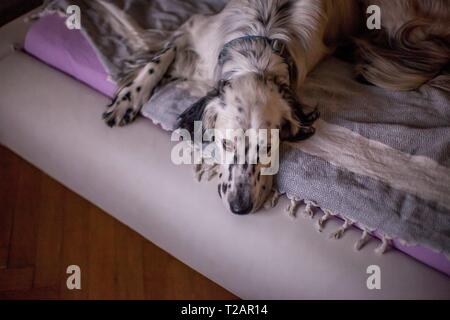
[218,35,297,83]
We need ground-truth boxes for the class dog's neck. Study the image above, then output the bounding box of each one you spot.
[216,36,296,86]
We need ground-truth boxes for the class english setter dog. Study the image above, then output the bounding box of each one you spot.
[102,0,449,214]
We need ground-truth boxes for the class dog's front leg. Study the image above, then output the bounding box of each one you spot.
[103,46,176,127]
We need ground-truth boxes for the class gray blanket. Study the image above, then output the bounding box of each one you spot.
[43,0,450,257]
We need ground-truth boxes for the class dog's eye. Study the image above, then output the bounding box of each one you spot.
[222,139,234,152]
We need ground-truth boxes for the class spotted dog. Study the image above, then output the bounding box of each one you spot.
[102,0,450,214]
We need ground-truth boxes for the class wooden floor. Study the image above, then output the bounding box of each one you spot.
[0,0,43,27]
[0,145,237,300]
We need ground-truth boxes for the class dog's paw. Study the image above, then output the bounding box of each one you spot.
[103,46,176,127]
[103,85,141,127]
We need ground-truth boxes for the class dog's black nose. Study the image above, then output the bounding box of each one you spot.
[229,183,253,215]
[230,201,253,215]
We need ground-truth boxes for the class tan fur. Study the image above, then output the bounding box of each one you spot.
[355,0,450,91]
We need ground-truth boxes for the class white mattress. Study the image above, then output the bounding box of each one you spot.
[0,15,449,299]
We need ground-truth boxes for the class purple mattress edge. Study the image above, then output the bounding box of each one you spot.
[23,14,450,277]
[24,14,117,97]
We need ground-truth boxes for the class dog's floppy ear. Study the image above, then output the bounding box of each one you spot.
[178,95,210,136]
[278,83,320,142]
[177,87,221,136]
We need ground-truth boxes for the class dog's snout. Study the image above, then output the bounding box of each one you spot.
[229,184,253,215]
[230,200,253,215]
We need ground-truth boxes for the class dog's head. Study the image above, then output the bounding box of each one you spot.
[178,73,318,214]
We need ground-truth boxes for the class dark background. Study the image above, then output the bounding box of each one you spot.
[0,0,43,27]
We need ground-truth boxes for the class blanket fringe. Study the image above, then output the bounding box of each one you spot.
[206,170,218,181]
[317,209,334,233]
[286,198,300,218]
[285,197,318,219]
[194,164,203,182]
[194,163,218,182]
[330,218,353,240]
[255,191,450,259]
[264,189,282,209]
[375,235,392,255]
[303,200,318,219]
[354,229,371,251]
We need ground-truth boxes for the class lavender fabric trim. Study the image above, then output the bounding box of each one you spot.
[24,14,116,97]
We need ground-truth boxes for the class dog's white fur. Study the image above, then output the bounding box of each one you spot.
[102,0,449,214]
